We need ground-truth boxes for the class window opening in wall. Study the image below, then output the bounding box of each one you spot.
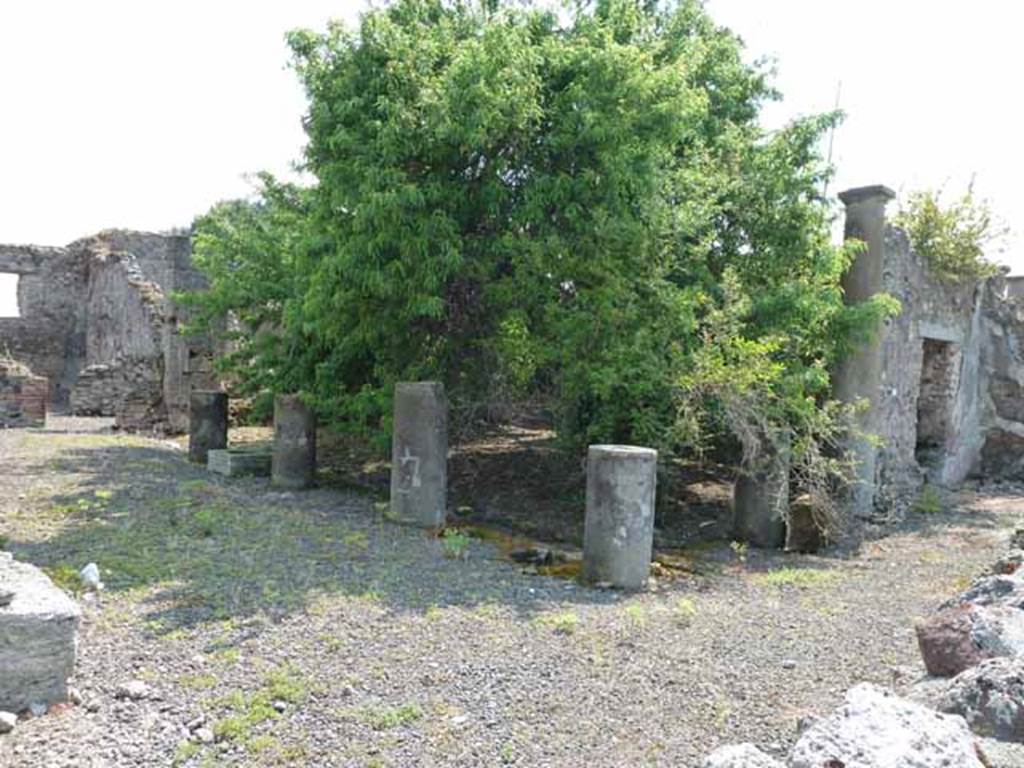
[0,273,19,318]
[915,338,958,471]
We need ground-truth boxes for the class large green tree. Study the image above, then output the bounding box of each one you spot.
[185,0,892,481]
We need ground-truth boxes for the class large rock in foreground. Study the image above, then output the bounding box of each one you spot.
[0,553,81,712]
[702,743,785,768]
[939,657,1024,742]
[789,684,984,768]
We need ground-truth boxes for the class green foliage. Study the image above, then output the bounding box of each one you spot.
[755,566,841,589]
[912,484,943,515]
[44,563,83,596]
[894,187,1005,283]
[192,506,220,538]
[212,666,309,744]
[440,527,470,559]
[532,610,578,635]
[185,0,894,488]
[359,702,424,730]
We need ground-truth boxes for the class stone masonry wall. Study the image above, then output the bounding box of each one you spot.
[837,185,1024,518]
[0,359,47,428]
[0,230,217,432]
[973,279,1024,478]
[0,245,86,404]
[871,225,977,510]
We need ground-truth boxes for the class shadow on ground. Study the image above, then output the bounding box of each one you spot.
[7,425,1012,642]
[8,437,647,636]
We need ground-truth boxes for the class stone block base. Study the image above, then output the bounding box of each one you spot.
[0,553,81,712]
[207,447,272,478]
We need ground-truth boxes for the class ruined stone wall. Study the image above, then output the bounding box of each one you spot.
[0,231,216,432]
[0,245,87,404]
[837,185,1024,518]
[871,226,978,509]
[972,280,1024,477]
[0,359,47,428]
[82,231,217,431]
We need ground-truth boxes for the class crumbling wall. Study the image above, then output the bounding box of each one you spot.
[837,185,1024,518]
[0,231,217,432]
[972,280,1024,478]
[81,230,216,431]
[872,226,977,507]
[0,245,86,404]
[0,358,48,427]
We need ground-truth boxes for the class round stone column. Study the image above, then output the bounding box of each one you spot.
[389,382,448,529]
[188,390,228,464]
[834,184,896,518]
[582,445,658,589]
[272,394,316,489]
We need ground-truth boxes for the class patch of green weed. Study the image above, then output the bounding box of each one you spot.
[755,567,841,589]
[532,611,578,635]
[913,485,944,515]
[360,703,423,730]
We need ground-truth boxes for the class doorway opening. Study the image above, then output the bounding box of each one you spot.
[916,338,958,470]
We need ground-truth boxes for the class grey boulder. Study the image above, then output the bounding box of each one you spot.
[702,744,785,768]
[789,683,984,768]
[945,573,1024,610]
[939,657,1024,742]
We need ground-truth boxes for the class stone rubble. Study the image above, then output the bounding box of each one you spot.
[788,683,984,768]
[0,357,47,428]
[938,657,1024,742]
[916,603,1024,676]
[702,743,786,768]
[702,528,1024,765]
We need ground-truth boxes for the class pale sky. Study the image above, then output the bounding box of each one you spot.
[0,1,1020,316]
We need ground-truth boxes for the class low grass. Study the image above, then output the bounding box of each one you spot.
[671,596,698,625]
[912,485,944,515]
[531,610,579,635]
[43,562,83,595]
[210,665,310,746]
[754,567,842,589]
[178,673,219,691]
[6,441,424,625]
[359,703,424,730]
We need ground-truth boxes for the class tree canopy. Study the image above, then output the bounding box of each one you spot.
[182,0,894,483]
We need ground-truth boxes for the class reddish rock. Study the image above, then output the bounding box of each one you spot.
[916,606,993,677]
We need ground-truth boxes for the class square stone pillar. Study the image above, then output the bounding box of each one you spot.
[272,394,316,489]
[389,382,448,529]
[188,390,228,464]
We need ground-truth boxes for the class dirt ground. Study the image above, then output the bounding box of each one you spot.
[0,416,1019,767]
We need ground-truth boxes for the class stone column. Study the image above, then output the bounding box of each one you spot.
[188,390,228,464]
[732,444,789,549]
[389,382,448,529]
[272,394,317,489]
[582,445,658,589]
[834,185,896,517]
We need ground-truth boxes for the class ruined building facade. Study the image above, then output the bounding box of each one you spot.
[0,230,217,432]
[836,186,1024,518]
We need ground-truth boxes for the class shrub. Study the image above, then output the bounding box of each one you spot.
[894,187,1005,283]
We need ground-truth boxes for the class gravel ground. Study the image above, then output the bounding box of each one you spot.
[0,416,1020,767]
